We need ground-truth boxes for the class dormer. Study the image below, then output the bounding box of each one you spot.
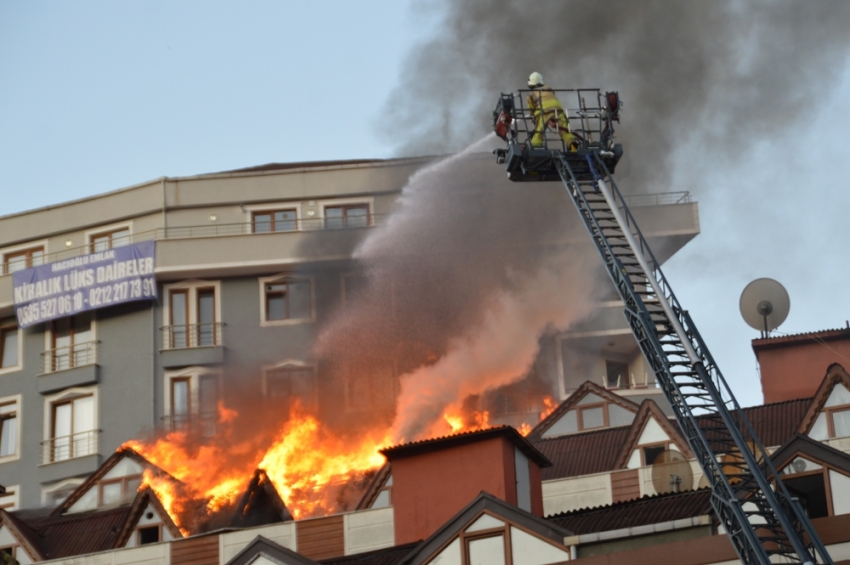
[616,399,693,470]
[798,364,850,442]
[530,381,640,439]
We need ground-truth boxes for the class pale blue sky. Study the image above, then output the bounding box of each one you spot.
[2,2,849,408]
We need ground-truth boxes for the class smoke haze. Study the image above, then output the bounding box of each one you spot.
[383,0,850,193]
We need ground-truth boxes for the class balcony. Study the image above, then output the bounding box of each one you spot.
[159,323,224,368]
[38,341,99,394]
[40,429,101,464]
[41,340,98,373]
[161,412,218,438]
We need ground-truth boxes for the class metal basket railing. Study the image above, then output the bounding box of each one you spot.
[160,323,224,349]
[41,340,99,373]
[41,429,100,464]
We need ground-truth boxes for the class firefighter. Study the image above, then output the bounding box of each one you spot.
[526,72,578,150]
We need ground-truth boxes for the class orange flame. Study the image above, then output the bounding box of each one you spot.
[124,392,562,530]
[540,395,557,420]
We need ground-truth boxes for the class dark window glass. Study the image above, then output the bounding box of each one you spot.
[138,526,160,545]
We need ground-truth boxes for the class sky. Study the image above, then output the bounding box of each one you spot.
[2,1,850,408]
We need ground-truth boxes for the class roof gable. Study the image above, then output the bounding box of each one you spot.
[530,381,640,440]
[401,492,571,565]
[54,447,179,517]
[0,509,46,561]
[770,433,850,477]
[115,486,183,547]
[224,535,319,565]
[798,364,850,437]
[355,463,391,511]
[614,399,693,469]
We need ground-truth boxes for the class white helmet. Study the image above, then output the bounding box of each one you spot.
[528,71,544,87]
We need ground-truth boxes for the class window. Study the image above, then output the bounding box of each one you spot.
[0,399,19,460]
[325,204,370,229]
[42,478,84,507]
[4,245,44,274]
[164,369,220,436]
[98,475,141,506]
[44,388,98,464]
[252,209,298,233]
[259,276,313,326]
[0,319,20,371]
[605,360,629,389]
[642,443,669,466]
[138,525,161,545]
[264,364,315,412]
[163,282,221,348]
[371,475,392,509]
[0,485,18,510]
[50,394,96,462]
[578,404,606,430]
[48,312,94,371]
[89,227,131,252]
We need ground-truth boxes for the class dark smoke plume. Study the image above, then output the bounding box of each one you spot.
[383,0,850,193]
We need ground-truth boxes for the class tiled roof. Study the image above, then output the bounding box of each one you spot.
[380,426,551,468]
[319,541,421,565]
[752,328,850,349]
[697,397,812,450]
[533,426,632,480]
[24,506,133,559]
[547,488,713,534]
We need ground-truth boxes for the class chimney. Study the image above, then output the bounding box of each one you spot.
[753,328,850,403]
[380,426,550,545]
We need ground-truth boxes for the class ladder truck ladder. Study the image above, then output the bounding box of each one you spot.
[555,152,832,565]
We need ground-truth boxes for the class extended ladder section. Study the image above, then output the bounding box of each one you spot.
[555,152,832,565]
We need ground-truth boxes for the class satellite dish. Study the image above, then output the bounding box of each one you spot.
[739,278,790,337]
[650,450,694,494]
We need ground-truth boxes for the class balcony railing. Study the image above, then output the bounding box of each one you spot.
[161,412,218,437]
[41,340,99,373]
[621,191,691,207]
[601,372,660,391]
[40,429,100,464]
[160,323,223,349]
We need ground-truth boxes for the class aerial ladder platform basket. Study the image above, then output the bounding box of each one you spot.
[492,88,832,565]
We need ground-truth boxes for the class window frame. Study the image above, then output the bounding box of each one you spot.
[0,485,18,511]
[826,405,850,439]
[137,524,162,545]
[258,275,315,327]
[577,402,609,431]
[97,475,142,507]
[42,386,99,464]
[1,239,48,276]
[41,477,85,507]
[262,360,317,411]
[319,197,374,229]
[251,208,300,233]
[46,312,96,372]
[639,441,672,466]
[86,222,133,253]
[163,367,222,433]
[0,318,22,375]
[0,395,21,463]
[162,281,222,349]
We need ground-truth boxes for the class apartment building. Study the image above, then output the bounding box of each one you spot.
[0,153,700,510]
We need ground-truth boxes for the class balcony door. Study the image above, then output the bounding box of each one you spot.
[51,313,93,371]
[52,395,94,461]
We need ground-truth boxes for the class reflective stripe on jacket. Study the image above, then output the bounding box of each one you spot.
[526,87,564,116]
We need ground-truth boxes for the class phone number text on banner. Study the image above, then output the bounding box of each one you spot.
[13,240,157,328]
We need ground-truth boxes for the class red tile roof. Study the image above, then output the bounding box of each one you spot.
[546,488,713,534]
[380,426,551,468]
[534,426,632,480]
[319,541,421,565]
[24,506,132,559]
[752,328,850,350]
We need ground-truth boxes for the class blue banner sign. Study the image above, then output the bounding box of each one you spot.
[13,241,157,328]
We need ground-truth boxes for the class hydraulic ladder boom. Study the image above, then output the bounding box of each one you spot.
[493,89,833,565]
